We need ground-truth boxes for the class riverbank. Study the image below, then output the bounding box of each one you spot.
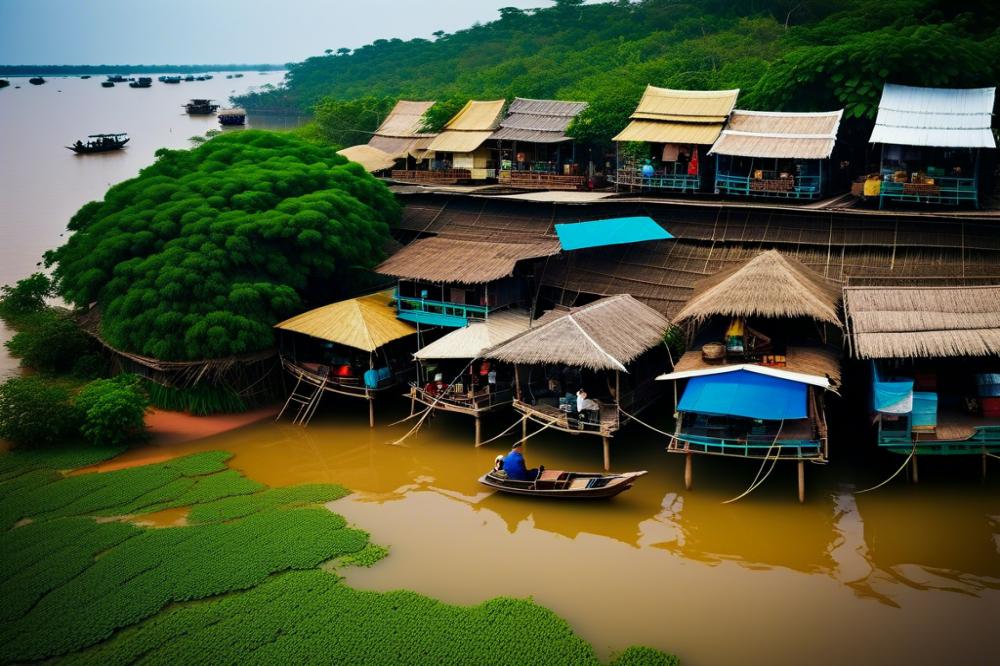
[0,445,674,665]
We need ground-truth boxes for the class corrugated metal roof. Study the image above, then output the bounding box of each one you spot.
[869,83,997,148]
[427,130,494,154]
[413,310,532,360]
[337,144,397,172]
[443,100,506,132]
[709,109,843,159]
[631,85,739,122]
[613,119,724,144]
[375,100,436,138]
[490,97,588,143]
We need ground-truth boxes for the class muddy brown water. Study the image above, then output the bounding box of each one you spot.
[2,76,998,666]
[97,398,1000,666]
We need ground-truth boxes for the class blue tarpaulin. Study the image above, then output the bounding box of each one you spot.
[871,363,914,414]
[678,370,807,420]
[912,392,938,428]
[554,217,673,251]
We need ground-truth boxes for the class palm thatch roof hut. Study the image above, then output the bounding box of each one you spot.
[273,290,418,427]
[376,236,561,285]
[488,294,670,372]
[673,250,842,327]
[338,100,437,173]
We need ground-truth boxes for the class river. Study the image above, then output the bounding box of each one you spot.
[2,75,999,666]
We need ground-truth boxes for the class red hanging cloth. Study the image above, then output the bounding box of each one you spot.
[687,145,699,176]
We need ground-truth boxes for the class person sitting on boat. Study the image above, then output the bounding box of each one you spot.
[576,389,599,425]
[501,442,540,481]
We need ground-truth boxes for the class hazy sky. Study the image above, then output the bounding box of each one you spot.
[0,0,554,65]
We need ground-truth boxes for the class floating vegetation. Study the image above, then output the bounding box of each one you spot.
[0,448,675,664]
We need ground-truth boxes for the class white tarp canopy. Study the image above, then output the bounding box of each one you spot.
[869,83,997,149]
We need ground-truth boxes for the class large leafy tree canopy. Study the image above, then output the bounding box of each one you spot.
[235,0,999,146]
[45,131,399,361]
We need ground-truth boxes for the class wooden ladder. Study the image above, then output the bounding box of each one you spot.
[276,371,328,426]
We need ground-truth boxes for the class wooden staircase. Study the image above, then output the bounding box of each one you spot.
[276,368,328,426]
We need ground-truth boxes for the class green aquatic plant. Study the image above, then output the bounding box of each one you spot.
[45,131,400,362]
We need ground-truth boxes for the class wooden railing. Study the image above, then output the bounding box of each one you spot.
[612,169,700,192]
[390,169,471,184]
[500,171,586,191]
[714,173,822,200]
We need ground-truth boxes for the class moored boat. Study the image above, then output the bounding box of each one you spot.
[184,98,219,114]
[28,77,45,85]
[479,469,647,499]
[106,74,127,82]
[159,75,181,84]
[217,108,246,126]
[80,75,91,79]
[67,132,129,154]
[101,81,115,88]
[184,74,195,82]
[129,77,152,88]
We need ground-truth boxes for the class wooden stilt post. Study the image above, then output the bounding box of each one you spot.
[797,460,805,503]
[475,415,482,447]
[910,455,919,484]
[602,437,611,471]
[368,398,375,429]
[410,391,416,416]
[684,451,693,490]
[982,452,988,481]
[522,416,528,442]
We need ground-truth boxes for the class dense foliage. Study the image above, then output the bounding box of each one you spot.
[0,449,675,665]
[73,375,149,447]
[0,378,79,447]
[0,273,52,318]
[4,310,100,376]
[45,131,400,361]
[235,0,999,145]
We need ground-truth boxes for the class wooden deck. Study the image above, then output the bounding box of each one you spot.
[513,398,619,437]
[915,408,1000,442]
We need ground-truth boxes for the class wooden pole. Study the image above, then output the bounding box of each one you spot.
[368,398,375,429]
[410,391,416,416]
[475,414,482,447]
[684,451,693,490]
[602,437,611,471]
[797,460,805,503]
[982,451,988,481]
[910,455,919,484]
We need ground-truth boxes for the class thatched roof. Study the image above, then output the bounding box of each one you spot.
[413,310,531,360]
[486,294,670,371]
[375,100,436,138]
[843,285,1000,359]
[375,236,561,284]
[491,97,588,143]
[614,85,739,144]
[274,289,416,352]
[427,100,506,154]
[673,250,842,326]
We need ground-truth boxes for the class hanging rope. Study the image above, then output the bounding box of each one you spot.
[617,405,679,440]
[983,452,1000,461]
[386,407,431,428]
[390,358,477,446]
[477,414,528,447]
[512,418,556,446]
[855,441,917,494]
[721,420,785,505]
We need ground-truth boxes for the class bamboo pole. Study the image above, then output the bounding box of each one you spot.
[910,455,919,484]
[475,415,482,447]
[369,398,375,429]
[602,437,611,472]
[797,460,805,503]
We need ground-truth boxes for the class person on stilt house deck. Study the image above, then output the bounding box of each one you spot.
[502,442,541,481]
[576,389,599,425]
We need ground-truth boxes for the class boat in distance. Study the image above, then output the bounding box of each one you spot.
[479,469,647,499]
[67,133,129,154]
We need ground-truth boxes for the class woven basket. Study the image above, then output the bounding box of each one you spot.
[701,342,726,362]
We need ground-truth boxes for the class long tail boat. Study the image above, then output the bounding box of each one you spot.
[479,469,647,499]
[67,133,129,154]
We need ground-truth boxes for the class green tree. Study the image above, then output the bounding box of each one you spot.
[0,377,79,447]
[45,131,400,361]
[74,374,149,446]
[0,273,53,318]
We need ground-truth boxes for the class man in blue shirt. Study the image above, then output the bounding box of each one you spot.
[501,442,539,481]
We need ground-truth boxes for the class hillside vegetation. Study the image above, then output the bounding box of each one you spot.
[234,0,1000,147]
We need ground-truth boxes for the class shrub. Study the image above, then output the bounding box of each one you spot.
[4,311,97,374]
[73,374,149,447]
[144,381,247,416]
[0,377,79,447]
[0,273,53,319]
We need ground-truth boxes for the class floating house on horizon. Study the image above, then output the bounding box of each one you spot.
[868,83,997,209]
[338,100,437,174]
[709,109,843,200]
[612,85,739,194]
[657,250,843,502]
[843,283,1000,480]
[490,97,588,191]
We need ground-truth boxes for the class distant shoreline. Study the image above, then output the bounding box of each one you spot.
[0,64,286,76]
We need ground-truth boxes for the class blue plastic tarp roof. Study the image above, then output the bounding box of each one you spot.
[678,369,807,420]
[554,216,673,251]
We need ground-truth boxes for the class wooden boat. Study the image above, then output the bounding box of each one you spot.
[101,81,114,88]
[28,77,45,85]
[159,75,181,84]
[106,75,127,82]
[67,133,129,154]
[184,98,219,114]
[479,469,647,499]
[129,77,152,88]
[80,75,91,79]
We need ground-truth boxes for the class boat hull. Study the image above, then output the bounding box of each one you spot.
[478,470,646,499]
